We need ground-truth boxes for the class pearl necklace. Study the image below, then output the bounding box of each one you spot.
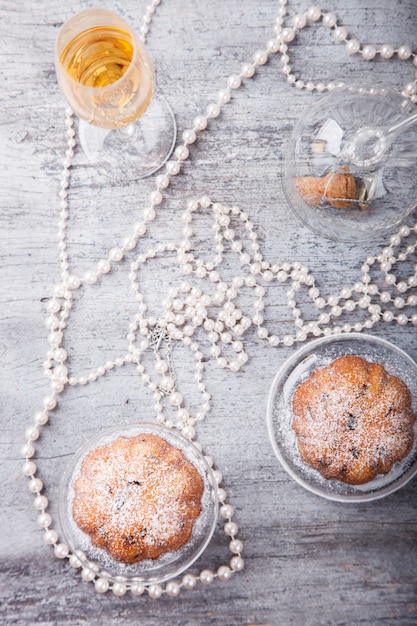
[22,0,417,598]
[276,3,417,99]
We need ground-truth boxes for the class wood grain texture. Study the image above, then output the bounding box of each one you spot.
[1,1,417,624]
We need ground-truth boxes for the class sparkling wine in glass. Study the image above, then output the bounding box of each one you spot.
[55,9,176,178]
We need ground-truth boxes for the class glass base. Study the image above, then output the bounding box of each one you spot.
[78,94,177,179]
[283,84,417,242]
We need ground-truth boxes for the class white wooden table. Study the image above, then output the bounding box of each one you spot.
[2,1,417,624]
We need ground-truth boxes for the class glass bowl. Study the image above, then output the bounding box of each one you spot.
[282,84,417,242]
[59,422,218,584]
[267,333,417,502]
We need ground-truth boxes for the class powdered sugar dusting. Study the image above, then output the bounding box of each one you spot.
[59,423,217,582]
[72,433,203,563]
[268,335,417,501]
[292,355,415,484]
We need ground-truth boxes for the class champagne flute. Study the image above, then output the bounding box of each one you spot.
[283,84,417,242]
[55,9,176,178]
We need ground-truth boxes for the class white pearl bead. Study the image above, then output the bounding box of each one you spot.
[21,443,35,458]
[213,470,223,484]
[266,38,280,53]
[148,583,162,598]
[380,44,394,59]
[45,315,59,330]
[134,222,147,237]
[22,460,37,476]
[206,103,221,118]
[193,115,207,130]
[83,270,98,284]
[217,565,232,581]
[346,39,360,54]
[182,425,196,440]
[269,334,280,346]
[182,573,197,589]
[37,512,52,528]
[283,335,294,346]
[69,554,82,568]
[112,581,127,596]
[166,580,180,597]
[398,45,412,60]
[362,44,376,60]
[160,375,175,390]
[307,6,321,21]
[169,391,183,406]
[43,529,58,545]
[175,146,189,161]
[282,27,295,42]
[67,274,80,289]
[333,26,347,42]
[131,581,145,595]
[54,543,69,559]
[253,50,268,66]
[224,521,238,536]
[34,494,48,510]
[240,63,255,78]
[95,578,110,593]
[403,82,417,96]
[143,207,156,222]
[25,425,40,441]
[79,566,96,582]
[155,174,170,189]
[166,160,181,175]
[97,259,111,274]
[227,74,241,89]
[229,538,244,553]
[217,487,227,502]
[230,555,245,571]
[182,129,197,144]
[322,12,337,27]
[397,313,408,325]
[383,310,394,322]
[217,89,231,104]
[220,504,235,518]
[293,13,307,29]
[154,358,168,373]
[200,569,214,584]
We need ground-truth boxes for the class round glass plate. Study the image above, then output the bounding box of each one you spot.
[59,422,218,584]
[282,84,417,242]
[267,333,417,502]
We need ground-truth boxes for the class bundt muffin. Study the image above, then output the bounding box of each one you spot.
[292,355,416,485]
[72,432,204,563]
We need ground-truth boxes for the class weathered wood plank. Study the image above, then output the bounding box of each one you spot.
[1,1,417,624]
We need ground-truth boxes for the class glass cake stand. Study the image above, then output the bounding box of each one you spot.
[266,333,417,502]
[282,85,417,242]
[58,422,218,584]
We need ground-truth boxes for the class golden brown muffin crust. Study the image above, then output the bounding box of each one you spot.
[292,355,415,485]
[72,433,204,563]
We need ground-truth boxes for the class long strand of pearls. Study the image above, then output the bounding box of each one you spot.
[22,0,416,598]
[23,0,246,598]
[276,3,417,100]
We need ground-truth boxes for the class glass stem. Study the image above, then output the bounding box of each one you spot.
[386,111,417,138]
[78,120,111,160]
